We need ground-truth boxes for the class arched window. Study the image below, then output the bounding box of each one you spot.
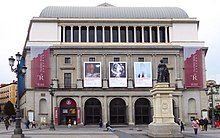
[39,99,47,114]
[188,98,196,113]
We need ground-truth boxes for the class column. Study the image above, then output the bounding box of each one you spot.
[71,26,73,42]
[118,26,121,43]
[126,26,129,43]
[157,26,160,43]
[86,26,89,43]
[134,26,136,43]
[142,26,144,43]
[94,26,97,43]
[79,26,81,42]
[149,26,152,43]
[63,25,65,42]
[103,96,107,124]
[77,54,83,88]
[102,54,108,88]
[165,26,168,43]
[178,95,183,120]
[78,96,83,125]
[110,26,113,43]
[102,26,105,42]
[128,96,134,126]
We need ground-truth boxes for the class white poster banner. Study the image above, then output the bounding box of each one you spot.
[84,62,101,87]
[109,62,127,87]
[134,62,152,87]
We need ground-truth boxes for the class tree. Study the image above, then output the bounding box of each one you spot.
[4,101,15,117]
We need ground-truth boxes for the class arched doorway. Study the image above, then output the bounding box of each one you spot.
[135,98,151,124]
[84,98,101,125]
[110,98,126,124]
[173,100,179,122]
[60,98,77,125]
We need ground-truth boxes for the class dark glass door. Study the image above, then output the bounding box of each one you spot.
[110,98,126,124]
[135,98,151,124]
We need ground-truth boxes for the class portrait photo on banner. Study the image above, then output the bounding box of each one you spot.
[134,62,152,87]
[84,62,101,87]
[109,62,126,78]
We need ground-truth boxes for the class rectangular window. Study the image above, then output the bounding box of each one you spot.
[61,26,63,42]
[65,26,71,42]
[81,26,87,42]
[89,57,95,62]
[128,26,134,42]
[105,26,110,42]
[65,57,71,64]
[162,57,168,64]
[144,27,150,42]
[97,26,103,42]
[152,27,158,42]
[114,57,120,62]
[138,57,144,62]
[136,26,142,43]
[89,26,95,42]
[112,26,118,42]
[159,27,165,43]
[64,73,71,88]
[73,26,79,42]
[120,26,126,43]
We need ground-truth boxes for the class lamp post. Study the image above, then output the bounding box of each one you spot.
[9,52,27,138]
[205,83,219,128]
[49,83,55,130]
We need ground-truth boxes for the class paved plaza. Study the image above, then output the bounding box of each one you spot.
[1,122,220,138]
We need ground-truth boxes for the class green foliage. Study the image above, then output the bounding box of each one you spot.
[4,101,15,117]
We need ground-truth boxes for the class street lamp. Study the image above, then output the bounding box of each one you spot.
[49,82,55,130]
[205,82,219,128]
[9,52,27,138]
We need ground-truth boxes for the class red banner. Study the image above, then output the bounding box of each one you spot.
[31,47,50,88]
[184,47,203,88]
[54,107,59,125]
[77,107,80,124]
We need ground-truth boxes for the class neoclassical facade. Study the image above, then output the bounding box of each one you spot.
[20,4,208,126]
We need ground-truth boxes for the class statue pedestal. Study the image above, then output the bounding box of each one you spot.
[148,83,183,138]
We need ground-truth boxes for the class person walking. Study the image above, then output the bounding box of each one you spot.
[99,118,103,128]
[192,118,199,135]
[32,120,37,128]
[4,117,10,130]
[25,119,30,129]
[177,118,185,132]
[203,118,208,131]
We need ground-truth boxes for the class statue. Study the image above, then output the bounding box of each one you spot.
[157,59,170,83]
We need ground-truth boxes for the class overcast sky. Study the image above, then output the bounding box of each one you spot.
[0,0,219,84]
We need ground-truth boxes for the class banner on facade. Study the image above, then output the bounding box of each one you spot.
[77,107,80,124]
[134,62,152,87]
[184,47,203,88]
[109,62,127,87]
[31,46,50,88]
[84,62,101,87]
[54,107,59,125]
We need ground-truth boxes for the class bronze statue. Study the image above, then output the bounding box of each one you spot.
[157,59,170,83]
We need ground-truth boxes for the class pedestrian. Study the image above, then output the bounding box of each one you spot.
[4,117,10,130]
[25,119,30,129]
[32,120,37,128]
[192,118,199,135]
[105,121,115,132]
[199,118,204,131]
[177,118,184,132]
[203,118,208,131]
[67,119,72,128]
[99,118,103,128]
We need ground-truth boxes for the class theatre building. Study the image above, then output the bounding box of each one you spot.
[20,3,208,126]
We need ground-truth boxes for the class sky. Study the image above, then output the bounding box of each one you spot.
[0,0,220,84]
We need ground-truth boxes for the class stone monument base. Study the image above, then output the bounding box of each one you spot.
[148,123,183,138]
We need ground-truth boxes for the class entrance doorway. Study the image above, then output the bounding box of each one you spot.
[110,98,126,124]
[84,98,101,125]
[135,98,151,124]
[60,98,77,125]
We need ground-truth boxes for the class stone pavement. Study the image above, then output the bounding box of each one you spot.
[1,122,220,138]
